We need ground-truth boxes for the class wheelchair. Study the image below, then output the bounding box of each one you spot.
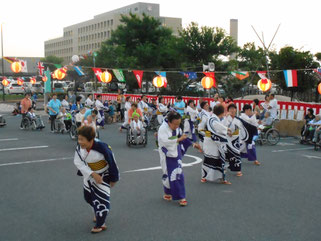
[126,126,148,147]
[0,115,6,127]
[22,115,45,131]
[256,120,280,145]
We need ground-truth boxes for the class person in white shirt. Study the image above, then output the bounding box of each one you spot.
[120,96,132,131]
[138,95,149,114]
[85,94,95,109]
[210,93,220,110]
[268,94,278,119]
[61,94,70,111]
[198,101,212,149]
[95,95,106,128]
[130,112,145,144]
[157,96,168,125]
[184,100,199,142]
[196,97,205,112]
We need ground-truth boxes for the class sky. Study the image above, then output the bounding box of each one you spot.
[1,0,320,57]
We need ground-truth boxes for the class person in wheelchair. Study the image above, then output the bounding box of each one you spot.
[258,111,273,133]
[303,115,321,142]
[129,112,146,145]
[25,107,45,130]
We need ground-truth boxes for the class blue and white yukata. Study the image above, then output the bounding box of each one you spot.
[95,99,105,127]
[157,103,168,125]
[74,140,119,228]
[158,121,193,200]
[202,114,229,181]
[222,115,242,172]
[238,113,259,162]
[184,106,198,142]
[197,109,211,149]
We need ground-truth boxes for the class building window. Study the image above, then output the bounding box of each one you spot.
[107,20,109,26]
[86,26,88,32]
[104,31,107,37]
[111,19,113,26]
[104,21,106,27]
[98,23,100,28]
[134,7,138,11]
[107,31,110,38]
[98,32,100,38]
[95,33,97,39]
[86,35,88,41]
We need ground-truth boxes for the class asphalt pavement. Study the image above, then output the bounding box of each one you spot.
[0,111,320,241]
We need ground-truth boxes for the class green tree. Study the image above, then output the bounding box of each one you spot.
[40,55,64,71]
[315,52,321,61]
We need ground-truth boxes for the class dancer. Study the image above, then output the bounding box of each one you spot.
[197,101,211,149]
[119,96,132,132]
[184,100,198,142]
[238,104,260,166]
[74,126,119,233]
[222,104,242,177]
[158,112,201,206]
[157,96,168,125]
[95,95,105,129]
[202,104,232,184]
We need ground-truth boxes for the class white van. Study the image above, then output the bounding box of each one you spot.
[84,82,94,92]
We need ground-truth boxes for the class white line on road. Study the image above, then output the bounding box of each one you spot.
[0,157,73,167]
[0,145,48,152]
[272,147,313,153]
[302,154,321,159]
[0,138,19,142]
[277,142,295,146]
[123,152,202,173]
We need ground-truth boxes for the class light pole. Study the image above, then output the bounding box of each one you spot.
[1,23,5,101]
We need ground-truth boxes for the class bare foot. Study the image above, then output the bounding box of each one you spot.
[236,172,243,177]
[221,180,232,185]
[254,160,261,166]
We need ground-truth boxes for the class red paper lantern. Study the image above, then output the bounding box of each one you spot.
[2,78,9,86]
[42,76,48,82]
[11,61,22,73]
[257,79,272,92]
[17,78,24,85]
[30,77,36,84]
[101,71,112,83]
[201,76,214,89]
[318,83,321,94]
[54,68,66,80]
[153,76,165,88]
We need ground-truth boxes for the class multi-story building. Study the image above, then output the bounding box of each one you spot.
[44,2,182,64]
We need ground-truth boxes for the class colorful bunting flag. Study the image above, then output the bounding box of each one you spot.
[133,70,143,88]
[20,60,28,73]
[74,66,85,76]
[283,70,298,87]
[230,71,249,80]
[203,72,216,87]
[92,68,102,82]
[314,68,321,75]
[37,62,44,76]
[180,71,197,80]
[112,69,126,82]
[54,64,62,69]
[3,57,17,64]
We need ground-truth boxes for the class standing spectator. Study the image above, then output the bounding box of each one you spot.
[61,94,70,111]
[269,94,278,119]
[47,94,61,133]
[85,94,94,108]
[253,99,261,119]
[68,91,76,106]
[210,93,219,109]
[20,93,32,129]
[71,96,83,112]
[174,96,185,117]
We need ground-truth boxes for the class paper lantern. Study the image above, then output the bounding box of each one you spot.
[2,78,9,86]
[71,55,80,63]
[54,68,66,80]
[11,61,22,73]
[153,76,165,88]
[318,83,321,95]
[30,77,36,84]
[101,71,112,83]
[17,78,24,85]
[42,76,48,82]
[257,79,272,92]
[201,76,214,89]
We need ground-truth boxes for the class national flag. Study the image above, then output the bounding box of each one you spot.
[20,60,28,73]
[133,70,143,88]
[112,69,125,82]
[283,70,298,87]
[3,57,17,64]
[180,71,197,80]
[230,71,249,80]
[203,72,216,87]
[74,66,85,76]
[313,68,321,75]
[37,62,45,76]
[155,71,167,87]
[92,68,102,82]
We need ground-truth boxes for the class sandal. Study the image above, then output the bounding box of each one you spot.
[236,172,243,177]
[163,194,172,201]
[201,178,207,183]
[91,225,107,233]
[254,161,261,166]
[179,200,187,206]
[221,180,232,185]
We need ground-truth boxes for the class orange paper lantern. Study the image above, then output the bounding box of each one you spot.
[101,71,112,83]
[54,68,66,80]
[42,76,48,82]
[153,76,165,88]
[30,77,36,84]
[17,78,24,85]
[201,76,214,89]
[11,61,22,73]
[2,78,9,86]
[257,79,272,92]
[318,83,321,95]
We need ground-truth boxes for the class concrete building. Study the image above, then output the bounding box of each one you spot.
[44,2,182,64]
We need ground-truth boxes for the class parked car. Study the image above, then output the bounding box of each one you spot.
[23,82,43,94]
[52,82,65,93]
[141,82,156,93]
[84,82,94,92]
[5,82,25,94]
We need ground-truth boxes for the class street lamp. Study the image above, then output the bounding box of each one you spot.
[1,23,5,101]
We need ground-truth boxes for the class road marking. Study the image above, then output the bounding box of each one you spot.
[0,157,72,167]
[0,145,48,152]
[0,138,19,142]
[272,147,313,153]
[123,153,202,173]
[278,142,295,146]
[302,154,321,159]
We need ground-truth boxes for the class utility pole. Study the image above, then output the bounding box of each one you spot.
[1,24,5,101]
